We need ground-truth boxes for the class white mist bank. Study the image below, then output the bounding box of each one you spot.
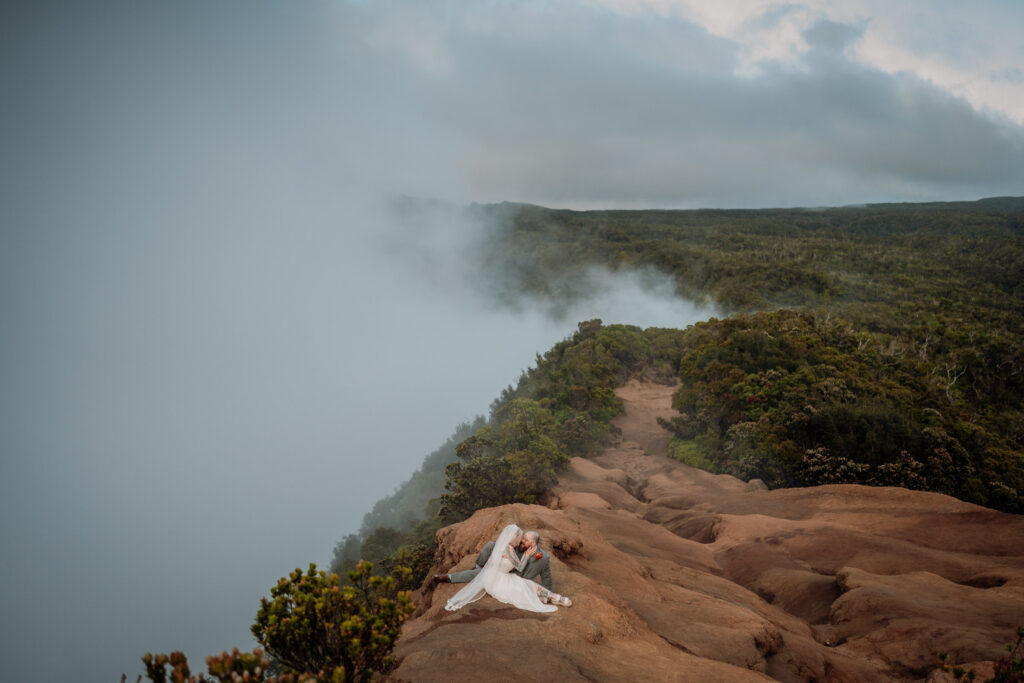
[1,183,716,681]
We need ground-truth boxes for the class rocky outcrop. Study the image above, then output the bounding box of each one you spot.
[388,380,1024,682]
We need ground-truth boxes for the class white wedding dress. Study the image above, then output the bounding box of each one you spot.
[445,524,557,613]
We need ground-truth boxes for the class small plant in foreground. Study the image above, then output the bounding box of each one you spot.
[938,626,1024,683]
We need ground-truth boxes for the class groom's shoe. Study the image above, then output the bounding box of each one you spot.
[432,574,451,584]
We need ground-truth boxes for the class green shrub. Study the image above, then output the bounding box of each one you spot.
[439,399,568,520]
[668,438,720,471]
[251,562,414,682]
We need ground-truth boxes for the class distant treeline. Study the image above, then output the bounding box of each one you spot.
[477,197,1023,322]
[333,198,1024,580]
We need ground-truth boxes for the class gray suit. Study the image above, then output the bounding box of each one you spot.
[449,541,554,591]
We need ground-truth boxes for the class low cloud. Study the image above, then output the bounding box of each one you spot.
[1,1,1020,679]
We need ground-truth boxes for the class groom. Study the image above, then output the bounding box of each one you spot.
[434,529,554,593]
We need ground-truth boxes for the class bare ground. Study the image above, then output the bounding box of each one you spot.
[388,380,1024,682]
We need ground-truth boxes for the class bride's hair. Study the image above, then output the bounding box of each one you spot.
[510,529,524,545]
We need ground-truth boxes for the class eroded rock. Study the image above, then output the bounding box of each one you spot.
[387,381,1024,681]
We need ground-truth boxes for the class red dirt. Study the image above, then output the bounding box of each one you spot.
[387,380,1024,682]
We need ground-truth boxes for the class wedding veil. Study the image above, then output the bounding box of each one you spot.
[444,523,521,611]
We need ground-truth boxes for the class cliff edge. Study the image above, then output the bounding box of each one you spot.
[388,380,1024,682]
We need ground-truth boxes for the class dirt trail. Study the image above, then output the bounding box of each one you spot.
[610,378,678,455]
[392,380,1024,683]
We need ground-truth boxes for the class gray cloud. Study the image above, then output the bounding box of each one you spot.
[410,8,1023,207]
[1,1,1021,679]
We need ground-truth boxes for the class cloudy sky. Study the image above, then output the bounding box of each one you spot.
[2,0,1023,680]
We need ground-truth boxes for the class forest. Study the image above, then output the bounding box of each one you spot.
[333,196,1024,579]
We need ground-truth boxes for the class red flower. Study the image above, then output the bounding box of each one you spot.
[535,552,543,560]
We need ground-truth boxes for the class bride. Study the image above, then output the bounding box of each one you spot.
[445,524,572,612]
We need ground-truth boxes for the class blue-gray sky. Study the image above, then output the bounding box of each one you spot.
[1,1,1022,680]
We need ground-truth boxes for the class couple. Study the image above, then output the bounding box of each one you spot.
[438,524,573,613]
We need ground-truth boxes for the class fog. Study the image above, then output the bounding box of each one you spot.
[1,186,711,680]
[2,1,1022,680]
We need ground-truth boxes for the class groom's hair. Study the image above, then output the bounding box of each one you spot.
[524,530,540,545]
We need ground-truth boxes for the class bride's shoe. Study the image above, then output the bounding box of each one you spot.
[556,595,572,607]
